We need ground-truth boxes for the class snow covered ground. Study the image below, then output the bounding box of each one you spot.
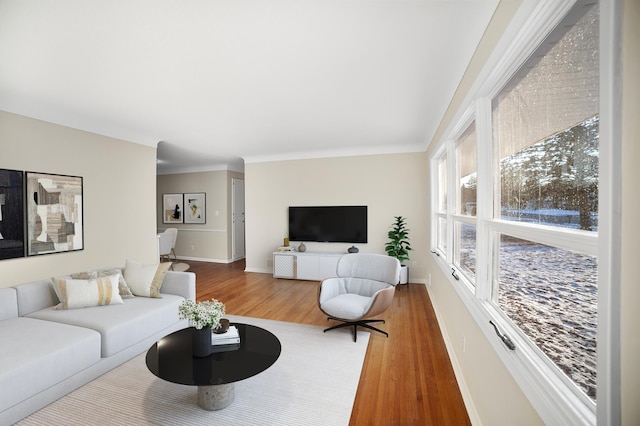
[498,240,597,399]
[459,224,597,399]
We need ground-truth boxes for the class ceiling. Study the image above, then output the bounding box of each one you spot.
[0,0,500,174]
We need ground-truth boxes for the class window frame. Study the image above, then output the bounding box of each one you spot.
[428,1,620,424]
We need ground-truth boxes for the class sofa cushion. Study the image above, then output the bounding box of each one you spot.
[123,260,171,298]
[26,294,185,357]
[0,317,101,413]
[51,274,124,310]
[0,288,18,321]
[71,268,135,299]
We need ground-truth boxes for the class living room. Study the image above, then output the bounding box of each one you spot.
[1,0,639,425]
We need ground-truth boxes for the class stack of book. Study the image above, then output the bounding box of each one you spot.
[211,325,240,352]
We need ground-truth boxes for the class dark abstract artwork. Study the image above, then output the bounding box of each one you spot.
[163,193,184,224]
[0,169,25,260]
[26,172,83,256]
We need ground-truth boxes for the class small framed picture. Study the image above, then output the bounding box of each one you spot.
[184,193,206,224]
[163,193,184,224]
[26,171,83,256]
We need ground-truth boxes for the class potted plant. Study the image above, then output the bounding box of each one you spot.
[178,298,225,356]
[385,216,412,284]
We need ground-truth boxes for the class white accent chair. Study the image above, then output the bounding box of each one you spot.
[158,231,173,267]
[164,228,178,261]
[318,253,401,342]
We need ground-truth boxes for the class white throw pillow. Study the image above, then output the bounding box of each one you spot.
[51,274,124,310]
[123,260,171,298]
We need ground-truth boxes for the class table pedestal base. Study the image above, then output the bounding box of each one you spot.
[197,383,235,410]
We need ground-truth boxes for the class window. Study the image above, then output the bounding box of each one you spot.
[430,1,605,423]
[492,1,599,401]
[454,123,477,283]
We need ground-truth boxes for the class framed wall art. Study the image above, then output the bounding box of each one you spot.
[184,192,206,224]
[163,193,184,223]
[26,172,83,256]
[0,169,25,260]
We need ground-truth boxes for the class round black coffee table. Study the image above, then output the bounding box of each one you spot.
[146,323,281,410]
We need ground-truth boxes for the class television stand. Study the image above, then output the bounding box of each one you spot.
[273,251,344,281]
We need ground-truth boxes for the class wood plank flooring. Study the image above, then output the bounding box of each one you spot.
[188,259,470,425]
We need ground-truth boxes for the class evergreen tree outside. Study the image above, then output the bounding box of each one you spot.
[497,115,599,231]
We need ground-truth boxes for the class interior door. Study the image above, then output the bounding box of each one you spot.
[232,179,245,260]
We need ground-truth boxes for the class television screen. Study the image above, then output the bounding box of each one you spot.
[288,206,367,243]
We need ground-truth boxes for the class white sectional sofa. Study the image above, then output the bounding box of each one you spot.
[0,269,195,425]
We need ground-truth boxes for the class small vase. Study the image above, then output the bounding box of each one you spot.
[298,242,306,252]
[213,318,230,334]
[192,326,212,357]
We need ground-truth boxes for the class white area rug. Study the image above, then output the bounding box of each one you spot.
[17,315,368,426]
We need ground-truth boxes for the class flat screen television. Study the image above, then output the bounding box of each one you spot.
[288,206,367,243]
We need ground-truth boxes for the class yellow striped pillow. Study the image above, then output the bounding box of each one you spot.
[51,274,124,310]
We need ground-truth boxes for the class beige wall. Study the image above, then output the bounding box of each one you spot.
[244,152,429,279]
[0,111,158,287]
[621,0,639,423]
[157,170,244,262]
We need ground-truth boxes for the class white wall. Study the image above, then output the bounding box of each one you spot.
[157,170,244,262]
[0,111,158,287]
[244,152,428,279]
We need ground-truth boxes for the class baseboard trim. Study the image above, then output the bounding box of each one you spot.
[244,267,272,274]
[175,256,233,264]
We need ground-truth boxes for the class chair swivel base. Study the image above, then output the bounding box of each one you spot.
[324,317,387,342]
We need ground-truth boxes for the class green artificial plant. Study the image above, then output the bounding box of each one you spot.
[385,216,412,265]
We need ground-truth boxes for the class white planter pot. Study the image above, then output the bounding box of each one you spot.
[399,265,409,284]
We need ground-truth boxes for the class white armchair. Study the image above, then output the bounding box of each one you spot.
[318,253,401,342]
[164,228,178,261]
[158,232,173,266]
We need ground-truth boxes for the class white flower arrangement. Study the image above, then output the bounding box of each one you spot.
[178,298,225,330]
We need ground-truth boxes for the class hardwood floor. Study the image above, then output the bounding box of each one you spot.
[188,259,470,425]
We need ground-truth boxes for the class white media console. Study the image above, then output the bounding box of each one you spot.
[273,251,344,281]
